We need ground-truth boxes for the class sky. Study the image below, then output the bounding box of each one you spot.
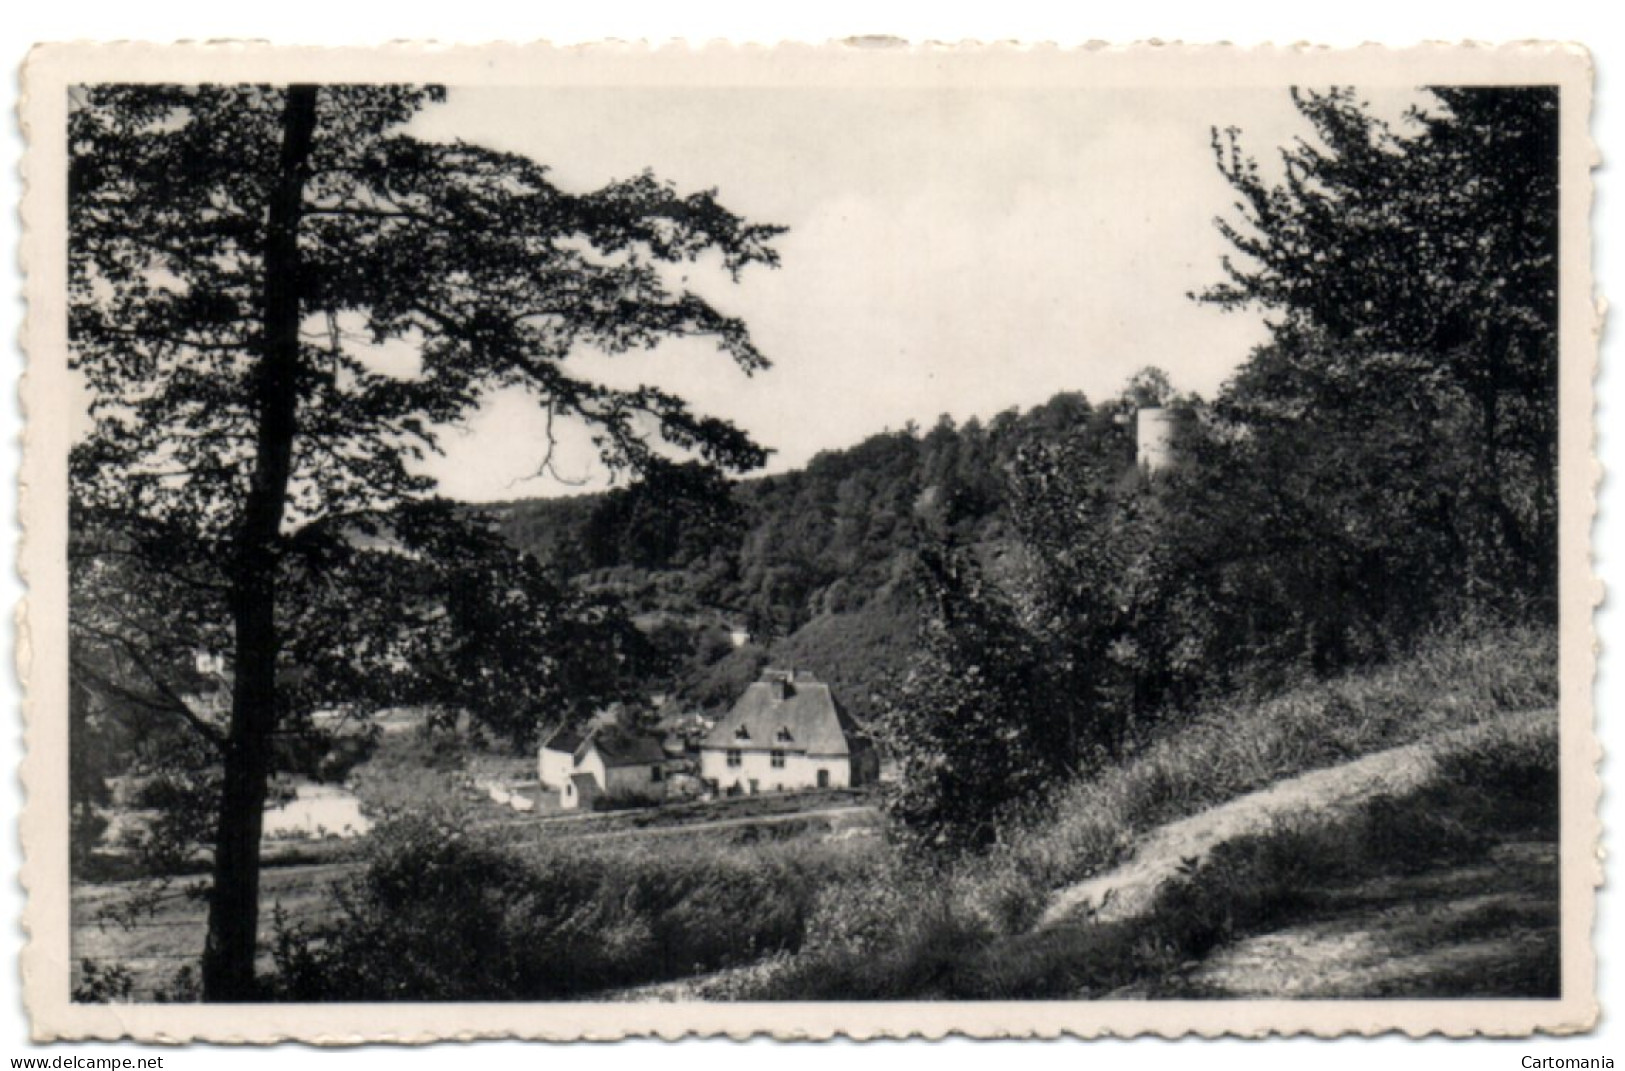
[408,84,1421,502]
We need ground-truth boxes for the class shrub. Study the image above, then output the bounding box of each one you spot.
[876,548,1078,853]
[72,959,134,1003]
[751,891,994,1001]
[347,728,471,819]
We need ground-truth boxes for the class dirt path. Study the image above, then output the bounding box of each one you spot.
[1039,708,1550,929]
[1161,837,1559,998]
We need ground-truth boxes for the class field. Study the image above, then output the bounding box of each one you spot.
[70,785,882,1000]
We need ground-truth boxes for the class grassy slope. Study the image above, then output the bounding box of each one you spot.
[733,625,1559,1000]
[964,711,1559,1000]
[960,624,1557,933]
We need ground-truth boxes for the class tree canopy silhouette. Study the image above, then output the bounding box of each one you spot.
[68,83,784,999]
[1199,87,1559,618]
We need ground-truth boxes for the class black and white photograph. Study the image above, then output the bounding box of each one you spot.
[16,41,1598,1040]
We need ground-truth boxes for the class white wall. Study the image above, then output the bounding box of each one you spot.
[577,748,607,789]
[699,748,849,793]
[559,745,665,807]
[557,748,608,809]
[539,746,574,789]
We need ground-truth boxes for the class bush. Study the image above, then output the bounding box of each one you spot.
[752,890,994,1001]
[347,728,471,819]
[876,548,1078,853]
[72,959,134,1003]
[590,790,661,814]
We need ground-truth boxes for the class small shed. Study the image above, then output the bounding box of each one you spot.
[550,727,669,810]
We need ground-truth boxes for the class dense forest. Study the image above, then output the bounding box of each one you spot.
[482,386,1154,721]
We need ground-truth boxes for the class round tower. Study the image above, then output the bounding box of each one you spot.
[1136,407,1180,474]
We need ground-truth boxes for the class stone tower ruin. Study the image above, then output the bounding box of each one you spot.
[1136,407,1180,474]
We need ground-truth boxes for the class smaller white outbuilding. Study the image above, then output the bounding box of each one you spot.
[538,727,587,792]
[540,726,668,810]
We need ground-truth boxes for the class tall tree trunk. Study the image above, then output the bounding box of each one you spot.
[201,85,318,1002]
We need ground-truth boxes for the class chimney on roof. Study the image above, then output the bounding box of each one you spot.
[763,666,794,700]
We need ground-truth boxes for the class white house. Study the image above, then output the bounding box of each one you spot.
[541,727,668,810]
[699,668,875,794]
[538,726,587,791]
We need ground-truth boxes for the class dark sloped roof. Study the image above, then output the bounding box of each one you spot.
[587,730,667,768]
[702,671,865,756]
[541,726,587,754]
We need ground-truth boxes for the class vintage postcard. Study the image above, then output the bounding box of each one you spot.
[18,41,1599,1041]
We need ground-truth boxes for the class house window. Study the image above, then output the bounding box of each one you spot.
[771,749,785,768]
[727,749,742,767]
[734,726,750,741]
[776,726,793,743]
[651,765,663,783]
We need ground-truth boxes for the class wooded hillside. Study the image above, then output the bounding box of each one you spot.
[484,389,1136,720]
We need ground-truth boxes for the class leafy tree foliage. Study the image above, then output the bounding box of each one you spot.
[1010,428,1179,757]
[580,460,741,571]
[68,83,783,999]
[1198,87,1559,626]
[489,391,1107,720]
[68,681,113,876]
[295,86,1561,866]
[874,549,1076,852]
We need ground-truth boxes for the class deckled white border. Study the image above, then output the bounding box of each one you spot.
[17,39,1601,1042]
